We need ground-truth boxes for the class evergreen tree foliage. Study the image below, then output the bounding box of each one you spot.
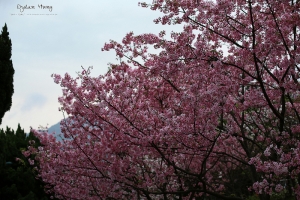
[0,23,14,125]
[0,124,55,200]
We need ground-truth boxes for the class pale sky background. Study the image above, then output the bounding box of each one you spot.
[0,0,180,132]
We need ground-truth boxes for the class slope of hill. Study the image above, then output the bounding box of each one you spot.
[47,121,63,141]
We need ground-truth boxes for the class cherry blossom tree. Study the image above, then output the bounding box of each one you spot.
[26,0,300,199]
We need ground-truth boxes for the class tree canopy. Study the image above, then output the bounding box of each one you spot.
[0,23,14,125]
[0,125,55,200]
[26,1,300,199]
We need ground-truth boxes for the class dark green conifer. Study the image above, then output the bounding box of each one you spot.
[0,23,14,125]
[0,124,57,199]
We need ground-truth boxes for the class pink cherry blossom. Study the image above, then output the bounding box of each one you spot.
[25,1,300,199]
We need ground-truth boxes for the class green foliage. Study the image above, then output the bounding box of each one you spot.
[0,23,14,125]
[0,124,55,200]
[246,195,260,200]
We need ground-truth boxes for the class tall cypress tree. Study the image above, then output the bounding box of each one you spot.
[0,23,14,125]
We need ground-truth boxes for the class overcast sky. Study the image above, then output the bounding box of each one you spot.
[0,0,180,132]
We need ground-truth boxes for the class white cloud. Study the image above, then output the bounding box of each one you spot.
[21,93,47,112]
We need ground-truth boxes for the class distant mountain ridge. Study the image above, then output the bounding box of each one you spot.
[47,121,63,141]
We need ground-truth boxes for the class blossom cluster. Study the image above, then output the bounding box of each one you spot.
[25,0,300,199]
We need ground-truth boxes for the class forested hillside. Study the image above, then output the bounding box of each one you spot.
[0,125,55,200]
